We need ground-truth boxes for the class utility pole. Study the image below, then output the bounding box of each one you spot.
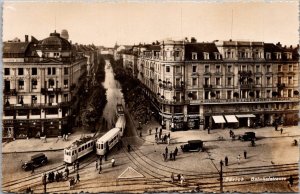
[220,160,224,193]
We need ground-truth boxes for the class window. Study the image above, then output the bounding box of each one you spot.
[192,65,197,73]
[48,67,56,75]
[286,52,292,59]
[204,77,210,85]
[227,77,232,85]
[255,77,260,85]
[18,95,24,104]
[278,77,282,84]
[289,65,293,72]
[176,66,181,73]
[18,68,24,75]
[192,78,197,86]
[266,52,271,59]
[216,91,220,99]
[49,79,55,88]
[267,77,271,85]
[166,66,170,73]
[48,67,51,75]
[266,90,271,98]
[64,67,69,75]
[32,68,37,75]
[288,77,293,85]
[204,52,209,60]
[227,65,232,73]
[64,79,69,88]
[278,65,282,72]
[192,91,197,100]
[192,52,197,60]
[52,68,56,75]
[242,65,246,71]
[32,95,37,104]
[216,77,221,86]
[4,68,10,75]
[214,52,220,60]
[288,89,292,97]
[226,50,231,58]
[54,52,60,58]
[276,52,281,60]
[32,79,37,89]
[227,91,232,99]
[205,65,209,73]
[216,65,220,73]
[49,95,55,103]
[174,51,180,57]
[256,91,260,98]
[267,65,271,72]
[63,94,69,102]
[18,80,24,90]
[256,65,260,72]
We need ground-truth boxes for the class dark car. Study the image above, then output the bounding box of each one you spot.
[181,140,203,152]
[239,132,256,141]
[22,153,48,171]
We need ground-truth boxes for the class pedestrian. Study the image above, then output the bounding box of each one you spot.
[180,174,185,185]
[96,161,98,170]
[163,134,167,143]
[208,127,210,134]
[98,165,102,174]
[225,156,228,166]
[275,123,278,131]
[149,128,152,135]
[165,147,168,157]
[167,137,170,145]
[76,161,79,171]
[100,156,103,165]
[127,144,131,152]
[155,134,158,142]
[171,172,174,183]
[111,158,115,167]
[31,165,35,174]
[177,174,181,181]
[289,175,294,186]
[237,154,240,165]
[66,167,69,178]
[174,147,178,157]
[229,130,233,137]
[163,153,166,161]
[251,139,255,147]
[244,150,247,159]
[280,128,283,134]
[170,151,173,161]
[76,173,80,183]
[155,127,158,134]
[140,131,142,137]
[73,162,76,171]
[168,133,170,139]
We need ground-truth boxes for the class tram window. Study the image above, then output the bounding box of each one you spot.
[101,144,103,149]
[79,148,81,152]
[71,151,74,156]
[85,145,87,149]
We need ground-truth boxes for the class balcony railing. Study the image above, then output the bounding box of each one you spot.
[41,88,62,94]
[3,89,17,96]
[3,102,72,109]
[240,83,254,89]
[203,84,212,90]
[157,97,187,105]
[202,97,300,104]
[174,85,185,91]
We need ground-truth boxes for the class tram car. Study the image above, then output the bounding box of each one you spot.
[96,127,121,156]
[64,136,95,164]
[116,103,125,117]
[115,115,126,137]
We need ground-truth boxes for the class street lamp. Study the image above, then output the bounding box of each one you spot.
[220,160,224,193]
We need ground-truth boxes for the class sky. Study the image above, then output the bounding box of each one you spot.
[3,1,299,47]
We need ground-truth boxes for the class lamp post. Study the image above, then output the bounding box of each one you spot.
[220,160,224,193]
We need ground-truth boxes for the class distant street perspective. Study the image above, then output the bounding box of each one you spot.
[2,2,300,194]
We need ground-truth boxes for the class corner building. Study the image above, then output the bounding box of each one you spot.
[136,40,299,130]
[3,32,88,139]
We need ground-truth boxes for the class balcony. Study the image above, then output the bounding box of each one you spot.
[3,89,17,96]
[202,97,300,104]
[41,88,62,94]
[157,97,187,105]
[3,116,14,120]
[174,84,185,91]
[238,71,252,77]
[159,83,173,91]
[150,67,154,71]
[240,83,254,89]
[3,102,72,110]
[16,115,28,119]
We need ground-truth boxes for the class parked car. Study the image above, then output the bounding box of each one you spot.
[239,132,256,141]
[22,153,48,171]
[181,140,203,152]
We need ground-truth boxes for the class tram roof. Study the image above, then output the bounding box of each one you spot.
[65,136,94,150]
[97,128,121,143]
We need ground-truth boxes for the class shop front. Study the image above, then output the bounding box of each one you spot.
[187,115,200,129]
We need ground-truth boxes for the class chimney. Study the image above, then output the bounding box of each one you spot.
[290,45,293,49]
[25,35,29,42]
[191,37,197,43]
[276,42,281,47]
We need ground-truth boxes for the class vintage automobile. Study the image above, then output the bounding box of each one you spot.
[239,132,256,141]
[180,140,203,152]
[22,153,48,171]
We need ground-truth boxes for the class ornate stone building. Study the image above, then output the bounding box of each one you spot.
[135,39,299,130]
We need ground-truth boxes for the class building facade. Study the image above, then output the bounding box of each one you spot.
[2,31,91,139]
[134,39,299,130]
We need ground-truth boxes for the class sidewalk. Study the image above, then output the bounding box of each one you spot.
[138,119,300,145]
[2,131,94,154]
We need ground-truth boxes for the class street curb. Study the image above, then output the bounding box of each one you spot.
[2,148,64,154]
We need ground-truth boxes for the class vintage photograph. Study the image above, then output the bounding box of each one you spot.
[2,1,299,193]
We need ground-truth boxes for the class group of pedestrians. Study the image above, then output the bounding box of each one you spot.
[69,173,80,189]
[163,146,178,161]
[224,150,248,166]
[170,173,185,185]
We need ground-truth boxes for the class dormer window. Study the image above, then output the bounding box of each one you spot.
[266,52,271,59]
[192,52,197,60]
[275,52,281,60]
[204,52,209,60]
[286,52,292,59]
[214,52,221,60]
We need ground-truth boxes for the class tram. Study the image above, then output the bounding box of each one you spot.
[115,115,126,137]
[116,103,125,117]
[64,136,95,164]
[96,127,121,156]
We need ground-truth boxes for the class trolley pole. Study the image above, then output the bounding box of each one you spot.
[220,160,224,193]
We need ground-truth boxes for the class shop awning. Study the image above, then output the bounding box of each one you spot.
[212,116,226,123]
[225,115,238,123]
[235,114,256,118]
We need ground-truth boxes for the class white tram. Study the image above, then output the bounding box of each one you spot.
[96,127,121,156]
[115,115,126,137]
[64,136,95,164]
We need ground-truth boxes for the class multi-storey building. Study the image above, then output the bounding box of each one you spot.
[135,39,299,131]
[2,31,91,139]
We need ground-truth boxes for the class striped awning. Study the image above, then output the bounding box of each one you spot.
[225,115,238,123]
[235,114,256,118]
[212,116,226,123]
